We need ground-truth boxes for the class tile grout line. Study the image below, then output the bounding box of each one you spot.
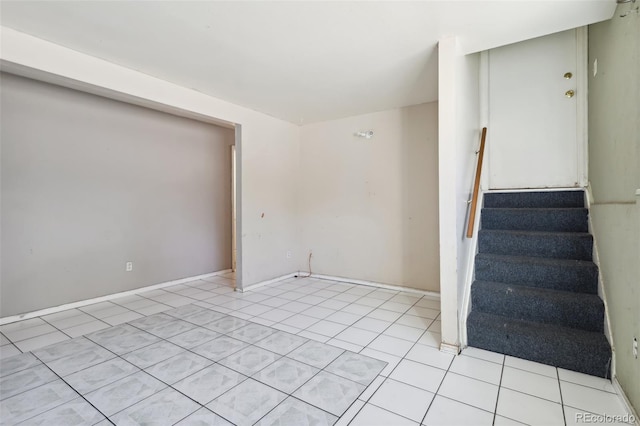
[161,315,365,423]
[273,280,437,353]
[142,305,387,423]
[243,281,382,339]
[175,290,386,419]
[491,355,506,425]
[557,366,568,426]
[326,288,441,425]
[341,294,443,424]
[25,351,114,425]
[81,304,366,424]
[65,307,247,423]
[418,345,456,425]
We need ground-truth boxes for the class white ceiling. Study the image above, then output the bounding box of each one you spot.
[0,1,614,124]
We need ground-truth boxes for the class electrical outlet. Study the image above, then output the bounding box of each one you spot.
[634,337,638,359]
[286,251,292,259]
[125,262,133,272]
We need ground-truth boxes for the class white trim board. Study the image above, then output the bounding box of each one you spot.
[576,26,589,188]
[584,185,616,377]
[237,272,298,293]
[440,342,461,355]
[459,189,484,347]
[240,270,441,300]
[307,273,441,300]
[0,269,232,326]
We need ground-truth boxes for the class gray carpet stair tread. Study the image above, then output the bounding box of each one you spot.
[471,280,604,332]
[484,191,585,208]
[478,229,593,260]
[468,189,609,378]
[475,253,598,294]
[467,311,611,378]
[481,208,589,232]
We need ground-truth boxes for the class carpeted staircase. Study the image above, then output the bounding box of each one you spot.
[466,190,612,378]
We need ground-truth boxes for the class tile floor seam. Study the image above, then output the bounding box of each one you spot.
[90,311,372,421]
[418,349,454,425]
[41,314,107,339]
[266,337,386,420]
[252,286,360,336]
[199,353,351,422]
[320,289,436,355]
[86,327,160,360]
[501,362,562,382]
[557,378,618,395]
[500,383,569,406]
[444,369,506,388]
[4,321,68,343]
[102,370,205,422]
[117,318,248,373]
[365,398,425,425]
[558,366,569,426]
[365,375,434,424]
[433,394,498,420]
[26,350,112,425]
[459,350,505,365]
[491,353,506,426]
[364,308,442,377]
[40,339,141,388]
[351,304,444,426]
[344,401,368,426]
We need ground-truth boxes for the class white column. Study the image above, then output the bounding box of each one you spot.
[437,36,460,353]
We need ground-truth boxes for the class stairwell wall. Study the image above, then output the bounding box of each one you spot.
[588,5,640,414]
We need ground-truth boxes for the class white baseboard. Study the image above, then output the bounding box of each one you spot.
[613,377,639,426]
[440,341,461,355]
[239,270,441,301]
[308,273,440,300]
[0,269,232,325]
[237,272,298,293]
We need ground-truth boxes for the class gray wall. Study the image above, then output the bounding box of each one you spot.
[1,73,234,316]
[589,6,639,413]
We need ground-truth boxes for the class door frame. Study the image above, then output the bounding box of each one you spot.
[576,26,588,188]
[231,144,237,273]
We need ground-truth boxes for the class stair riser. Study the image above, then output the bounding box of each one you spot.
[484,191,584,208]
[482,209,589,232]
[478,231,593,261]
[467,315,611,378]
[471,284,604,332]
[475,256,598,294]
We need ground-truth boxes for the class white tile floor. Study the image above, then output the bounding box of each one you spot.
[0,274,636,425]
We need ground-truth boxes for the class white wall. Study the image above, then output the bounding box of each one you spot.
[438,37,482,350]
[588,7,640,413]
[0,27,301,292]
[298,103,439,292]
